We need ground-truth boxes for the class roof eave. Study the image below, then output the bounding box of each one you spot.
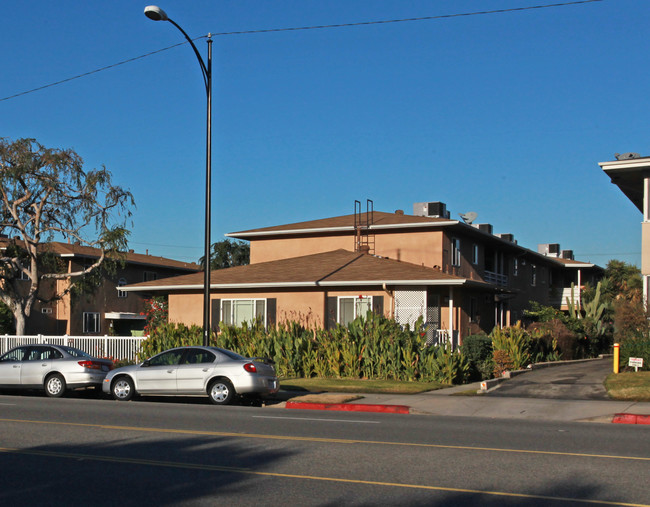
[226,220,460,238]
[121,278,474,292]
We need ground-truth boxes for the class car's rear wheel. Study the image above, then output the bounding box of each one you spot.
[208,378,234,405]
[112,376,135,401]
[44,373,66,398]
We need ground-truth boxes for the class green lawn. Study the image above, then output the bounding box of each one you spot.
[280,377,447,394]
[605,371,650,402]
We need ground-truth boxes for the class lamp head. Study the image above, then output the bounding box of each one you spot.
[144,5,168,21]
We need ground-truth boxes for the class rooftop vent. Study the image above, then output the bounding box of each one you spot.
[413,201,450,218]
[395,209,404,215]
[615,152,641,161]
[498,233,515,243]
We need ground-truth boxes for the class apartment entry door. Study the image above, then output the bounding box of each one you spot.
[426,291,440,346]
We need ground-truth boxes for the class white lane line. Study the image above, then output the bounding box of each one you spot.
[253,415,380,424]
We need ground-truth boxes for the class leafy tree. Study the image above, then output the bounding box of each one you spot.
[599,260,642,302]
[0,300,15,334]
[0,138,134,334]
[200,239,250,270]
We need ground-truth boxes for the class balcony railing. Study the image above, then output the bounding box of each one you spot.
[484,270,508,286]
[549,287,581,308]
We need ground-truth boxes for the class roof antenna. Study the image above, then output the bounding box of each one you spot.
[459,211,478,224]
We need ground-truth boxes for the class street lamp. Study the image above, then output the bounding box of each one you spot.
[144,5,213,346]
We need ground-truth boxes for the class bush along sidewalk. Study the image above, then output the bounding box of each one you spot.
[139,313,470,385]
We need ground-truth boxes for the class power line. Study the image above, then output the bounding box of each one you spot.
[1,1,602,103]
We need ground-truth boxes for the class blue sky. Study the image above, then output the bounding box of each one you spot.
[2,0,647,266]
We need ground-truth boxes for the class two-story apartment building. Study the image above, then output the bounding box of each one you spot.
[122,201,601,346]
[599,153,650,302]
[0,239,200,335]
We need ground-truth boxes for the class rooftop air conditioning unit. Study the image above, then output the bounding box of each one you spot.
[413,201,449,218]
[538,244,560,256]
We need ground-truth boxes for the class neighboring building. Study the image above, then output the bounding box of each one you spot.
[0,239,200,335]
[122,201,602,346]
[599,154,650,302]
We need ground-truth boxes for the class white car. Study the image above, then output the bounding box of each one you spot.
[0,344,113,397]
[103,346,279,405]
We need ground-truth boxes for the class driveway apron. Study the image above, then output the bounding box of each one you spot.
[487,358,612,400]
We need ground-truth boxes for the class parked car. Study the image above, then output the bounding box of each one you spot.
[0,344,114,397]
[103,346,279,405]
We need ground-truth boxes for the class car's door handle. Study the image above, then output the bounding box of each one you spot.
[202,368,209,372]
[13,365,20,368]
[167,369,174,374]
[42,363,47,367]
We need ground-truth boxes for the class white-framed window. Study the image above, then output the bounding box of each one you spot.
[472,244,479,265]
[221,299,266,327]
[513,258,519,276]
[83,312,100,334]
[338,296,372,327]
[117,278,128,298]
[18,269,29,281]
[41,308,53,314]
[531,264,537,287]
[451,238,461,267]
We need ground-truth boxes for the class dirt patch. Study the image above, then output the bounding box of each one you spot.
[286,393,362,404]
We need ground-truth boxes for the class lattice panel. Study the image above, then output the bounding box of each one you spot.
[394,289,426,330]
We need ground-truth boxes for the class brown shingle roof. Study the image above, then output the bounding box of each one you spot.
[122,249,485,291]
[0,239,200,272]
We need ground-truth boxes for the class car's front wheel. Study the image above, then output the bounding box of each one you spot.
[44,373,66,398]
[208,378,234,405]
[112,376,135,401]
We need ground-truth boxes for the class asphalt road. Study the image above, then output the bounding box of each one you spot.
[1,391,649,506]
[487,358,612,400]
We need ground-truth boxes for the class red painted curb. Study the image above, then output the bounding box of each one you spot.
[286,401,410,414]
[612,413,650,425]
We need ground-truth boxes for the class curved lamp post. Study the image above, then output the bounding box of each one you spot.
[145,5,213,346]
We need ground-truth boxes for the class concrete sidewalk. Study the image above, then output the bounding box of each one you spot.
[273,358,650,423]
[341,387,650,423]
[276,384,650,423]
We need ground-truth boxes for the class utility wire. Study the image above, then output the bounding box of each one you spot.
[1,0,602,103]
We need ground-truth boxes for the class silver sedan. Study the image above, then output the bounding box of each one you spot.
[103,346,279,405]
[0,344,114,397]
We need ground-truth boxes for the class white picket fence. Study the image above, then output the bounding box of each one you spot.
[0,335,146,362]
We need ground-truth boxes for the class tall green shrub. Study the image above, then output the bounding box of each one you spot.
[460,334,493,381]
[490,323,531,371]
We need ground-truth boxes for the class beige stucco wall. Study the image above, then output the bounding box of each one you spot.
[169,293,204,327]
[250,236,354,263]
[168,289,394,329]
[642,222,650,276]
[250,230,445,267]
[375,231,444,267]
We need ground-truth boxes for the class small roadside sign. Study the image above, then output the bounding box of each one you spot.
[629,357,644,372]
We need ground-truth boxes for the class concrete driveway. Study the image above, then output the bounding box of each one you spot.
[486,357,612,400]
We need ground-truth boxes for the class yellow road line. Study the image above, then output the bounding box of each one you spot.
[1,417,649,462]
[0,446,647,507]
